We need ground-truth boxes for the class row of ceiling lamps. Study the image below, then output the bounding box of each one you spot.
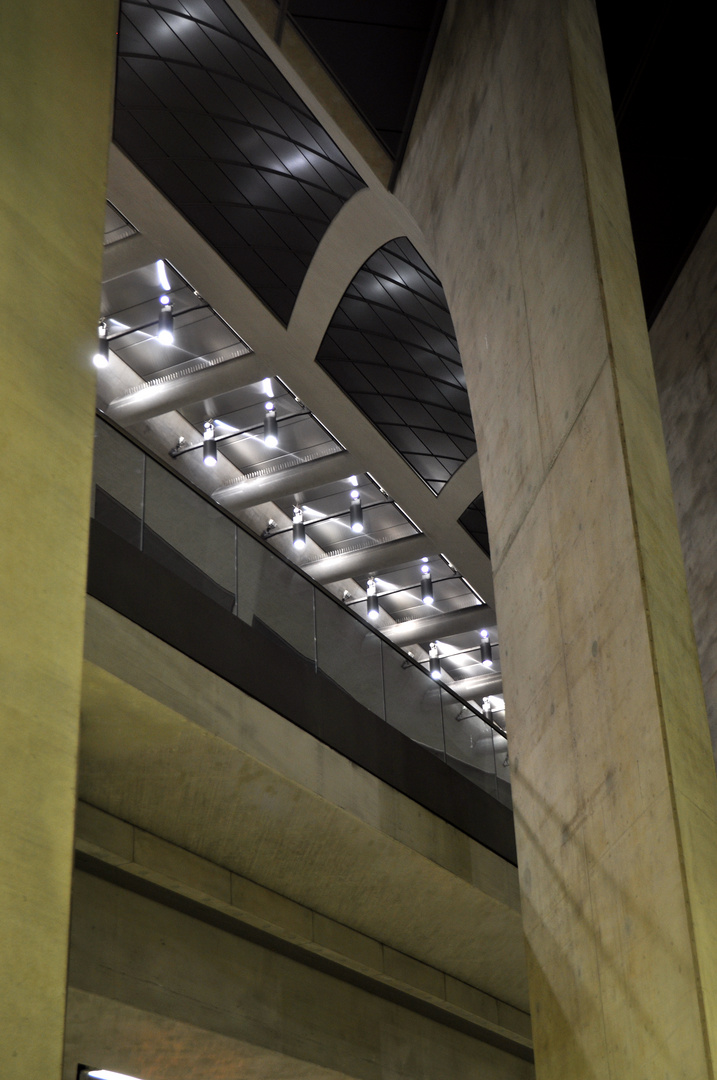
[93,292,175,369]
[92,282,500,697]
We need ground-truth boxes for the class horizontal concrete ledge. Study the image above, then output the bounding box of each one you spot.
[383,603,490,646]
[213,449,361,509]
[86,522,517,864]
[105,351,267,425]
[75,802,533,1061]
[306,533,435,584]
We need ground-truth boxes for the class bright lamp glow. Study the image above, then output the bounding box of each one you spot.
[87,1071,146,1080]
[480,629,493,667]
[350,490,364,533]
[157,301,174,345]
[93,319,109,368]
[429,641,441,680]
[264,401,278,447]
[292,505,306,550]
[366,576,379,620]
[420,560,433,605]
[156,258,171,291]
[203,420,217,467]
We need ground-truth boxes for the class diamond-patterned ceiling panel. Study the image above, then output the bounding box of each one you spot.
[459,492,490,558]
[114,0,366,325]
[316,237,475,494]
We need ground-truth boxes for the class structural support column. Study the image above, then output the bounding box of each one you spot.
[0,3,117,1077]
[396,0,717,1076]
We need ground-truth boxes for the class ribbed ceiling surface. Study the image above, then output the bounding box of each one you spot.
[114,0,365,325]
[316,237,476,494]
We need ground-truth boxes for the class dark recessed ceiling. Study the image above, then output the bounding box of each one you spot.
[596,0,717,324]
[286,0,445,162]
[316,237,476,495]
[114,0,366,325]
[458,493,490,559]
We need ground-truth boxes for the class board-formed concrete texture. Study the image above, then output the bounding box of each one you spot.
[65,873,534,1080]
[0,4,118,1079]
[650,205,717,762]
[80,599,529,1017]
[395,0,717,1076]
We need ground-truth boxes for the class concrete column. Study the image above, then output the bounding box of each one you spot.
[396,0,717,1076]
[0,3,117,1077]
[650,205,717,763]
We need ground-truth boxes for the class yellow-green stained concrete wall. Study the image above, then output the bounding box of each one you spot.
[395,0,717,1076]
[0,3,118,1076]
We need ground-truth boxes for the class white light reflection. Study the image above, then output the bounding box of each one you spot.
[87,1071,146,1080]
[434,639,475,669]
[156,259,171,291]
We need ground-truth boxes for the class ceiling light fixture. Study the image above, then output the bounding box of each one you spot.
[420,558,434,605]
[292,505,306,550]
[429,641,441,680]
[480,628,493,667]
[366,576,379,620]
[349,489,364,532]
[203,420,217,467]
[264,400,278,447]
[93,319,109,368]
[157,300,174,345]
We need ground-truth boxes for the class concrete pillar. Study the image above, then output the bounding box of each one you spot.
[0,3,117,1076]
[650,205,717,763]
[396,0,717,1076]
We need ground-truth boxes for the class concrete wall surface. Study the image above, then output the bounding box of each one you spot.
[65,869,534,1080]
[0,3,117,1077]
[80,599,529,1013]
[651,206,717,759]
[395,0,717,1076]
[75,598,536,1069]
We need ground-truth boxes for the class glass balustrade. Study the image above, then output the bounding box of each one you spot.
[91,416,511,805]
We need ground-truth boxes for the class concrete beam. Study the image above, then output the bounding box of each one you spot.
[105,351,267,425]
[382,604,490,647]
[213,450,361,509]
[306,534,434,585]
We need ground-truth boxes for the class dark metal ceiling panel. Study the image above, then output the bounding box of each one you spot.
[459,492,490,559]
[114,0,366,325]
[316,237,476,494]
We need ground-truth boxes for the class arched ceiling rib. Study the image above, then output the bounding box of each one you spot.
[114,0,366,324]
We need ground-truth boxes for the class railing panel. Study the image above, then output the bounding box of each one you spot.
[441,690,499,796]
[91,416,512,806]
[382,644,444,755]
[492,728,512,808]
[144,458,236,610]
[235,526,315,661]
[315,589,384,716]
[92,421,144,547]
